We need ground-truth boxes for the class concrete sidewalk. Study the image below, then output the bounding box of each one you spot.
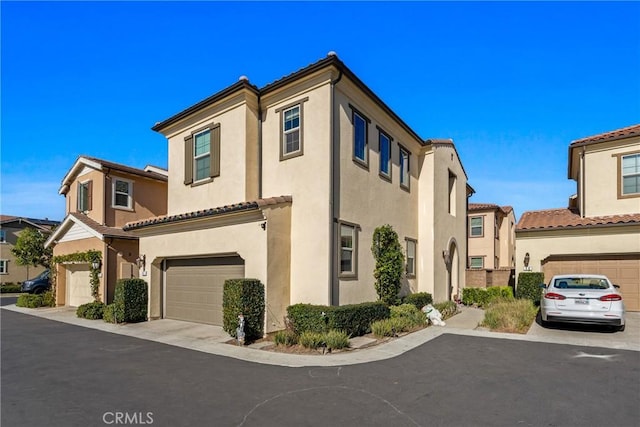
[2,303,638,367]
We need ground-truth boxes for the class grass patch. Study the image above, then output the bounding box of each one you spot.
[480,299,537,334]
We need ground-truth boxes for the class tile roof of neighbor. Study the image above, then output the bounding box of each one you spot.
[68,212,136,239]
[468,203,514,215]
[516,208,640,231]
[570,124,640,147]
[0,215,60,228]
[80,156,168,181]
[123,196,292,231]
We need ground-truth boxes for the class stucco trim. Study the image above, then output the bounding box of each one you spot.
[613,150,640,200]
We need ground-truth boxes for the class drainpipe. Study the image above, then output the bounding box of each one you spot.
[329,57,343,306]
[258,93,263,199]
[579,148,585,218]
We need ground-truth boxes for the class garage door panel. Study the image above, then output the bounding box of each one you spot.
[165,257,244,325]
[67,265,93,307]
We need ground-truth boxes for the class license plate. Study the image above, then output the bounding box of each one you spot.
[575,298,589,305]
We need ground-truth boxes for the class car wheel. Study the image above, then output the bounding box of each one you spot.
[618,324,626,332]
[32,288,44,295]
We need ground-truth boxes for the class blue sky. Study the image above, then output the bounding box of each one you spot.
[2,1,639,222]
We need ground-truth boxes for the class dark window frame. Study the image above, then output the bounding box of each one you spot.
[350,104,370,168]
[276,97,309,161]
[338,220,359,279]
[377,126,393,181]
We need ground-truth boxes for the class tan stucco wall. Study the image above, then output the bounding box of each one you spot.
[104,172,168,227]
[515,224,640,277]
[0,224,50,284]
[468,211,495,268]
[66,169,105,224]
[261,72,333,305]
[162,91,258,215]
[499,210,516,268]
[333,81,421,304]
[579,137,640,217]
[263,204,292,331]
[105,238,139,303]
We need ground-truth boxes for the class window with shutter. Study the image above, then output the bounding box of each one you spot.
[185,123,220,185]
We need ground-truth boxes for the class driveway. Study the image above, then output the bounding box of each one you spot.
[2,309,640,427]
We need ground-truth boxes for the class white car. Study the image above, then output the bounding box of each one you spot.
[540,274,625,331]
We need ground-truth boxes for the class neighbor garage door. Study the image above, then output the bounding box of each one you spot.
[542,254,640,311]
[164,256,245,325]
[67,264,93,307]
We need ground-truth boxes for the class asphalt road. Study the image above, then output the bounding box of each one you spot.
[2,310,639,427]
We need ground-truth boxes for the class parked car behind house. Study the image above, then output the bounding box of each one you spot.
[20,269,51,294]
[540,274,626,331]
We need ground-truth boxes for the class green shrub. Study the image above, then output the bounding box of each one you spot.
[324,329,350,351]
[402,292,433,309]
[433,301,459,320]
[371,225,405,305]
[41,290,55,307]
[103,303,124,324]
[462,286,513,307]
[287,301,389,337]
[223,279,265,341]
[1,284,22,293]
[516,272,545,305]
[390,303,426,328]
[298,331,325,349]
[76,301,105,319]
[16,294,44,308]
[273,330,298,346]
[371,317,410,338]
[111,278,147,323]
[481,299,537,333]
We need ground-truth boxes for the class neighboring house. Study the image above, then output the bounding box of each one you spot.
[516,124,640,311]
[466,203,516,288]
[0,216,59,284]
[124,53,470,332]
[45,156,168,307]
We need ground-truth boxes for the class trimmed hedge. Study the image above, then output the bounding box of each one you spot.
[516,272,545,305]
[223,279,265,341]
[103,278,147,324]
[1,284,22,293]
[402,292,433,309]
[77,301,105,319]
[462,286,513,307]
[287,301,390,337]
[16,291,55,308]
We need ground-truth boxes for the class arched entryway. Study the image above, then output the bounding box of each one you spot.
[445,238,459,301]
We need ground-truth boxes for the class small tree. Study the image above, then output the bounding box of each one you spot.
[11,227,52,278]
[371,225,405,305]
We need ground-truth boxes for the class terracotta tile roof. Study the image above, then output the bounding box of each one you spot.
[468,203,513,216]
[81,156,168,181]
[123,196,292,231]
[570,124,640,147]
[69,213,137,239]
[516,208,640,231]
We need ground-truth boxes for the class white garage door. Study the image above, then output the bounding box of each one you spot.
[543,255,640,311]
[67,264,93,307]
[164,256,245,325]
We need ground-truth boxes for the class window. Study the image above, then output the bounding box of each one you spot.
[112,178,133,209]
[379,129,391,179]
[400,146,410,189]
[194,129,211,181]
[0,260,8,274]
[184,123,220,185]
[469,257,484,269]
[495,216,499,239]
[470,216,483,237]
[277,98,308,160]
[339,222,358,277]
[448,170,457,215]
[406,239,416,276]
[622,153,640,195]
[77,180,92,212]
[352,109,368,165]
[0,230,5,243]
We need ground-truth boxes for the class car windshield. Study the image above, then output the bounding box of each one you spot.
[553,277,609,290]
[32,270,49,280]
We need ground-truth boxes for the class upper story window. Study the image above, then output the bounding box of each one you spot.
[113,178,133,209]
[399,146,410,190]
[494,216,499,239]
[0,230,6,243]
[277,98,308,161]
[339,221,358,278]
[470,216,483,237]
[184,123,221,185]
[378,129,392,179]
[622,153,640,196]
[0,259,8,274]
[77,180,92,212]
[352,109,369,166]
[405,238,416,277]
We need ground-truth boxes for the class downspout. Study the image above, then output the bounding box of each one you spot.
[329,62,343,306]
[580,148,585,218]
[258,93,263,199]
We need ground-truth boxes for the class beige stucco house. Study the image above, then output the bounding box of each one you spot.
[45,156,168,306]
[0,216,59,284]
[466,203,516,288]
[125,54,469,332]
[516,124,640,311]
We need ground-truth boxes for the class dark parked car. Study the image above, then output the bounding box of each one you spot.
[21,269,51,294]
